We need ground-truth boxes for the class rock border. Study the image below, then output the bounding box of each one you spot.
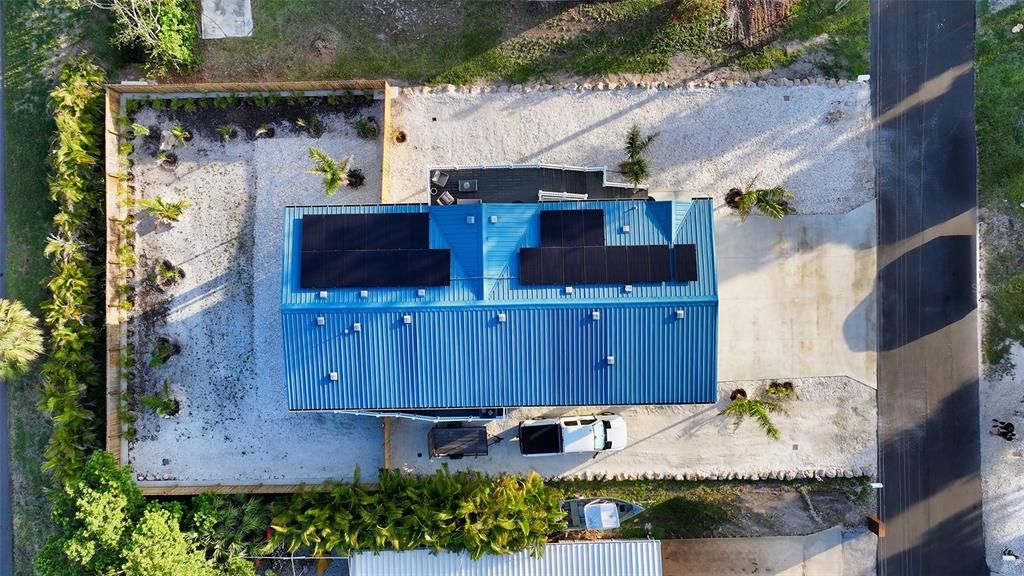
[546,466,876,483]
[396,76,865,97]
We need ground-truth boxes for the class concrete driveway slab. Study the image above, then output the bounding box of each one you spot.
[717,201,877,388]
[661,526,846,576]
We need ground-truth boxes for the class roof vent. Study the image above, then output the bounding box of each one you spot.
[359,290,369,299]
[417,288,426,297]
[591,310,601,321]
[497,312,507,323]
[352,322,362,332]
[676,309,686,320]
[318,290,329,299]
[624,284,634,293]
[621,224,631,234]
[403,314,413,325]
[329,371,339,381]
[466,215,476,224]
[315,315,326,326]
[606,355,616,366]
[564,286,574,295]
[489,215,499,224]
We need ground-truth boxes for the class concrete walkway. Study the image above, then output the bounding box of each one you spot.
[201,0,253,39]
[661,526,870,576]
[717,201,877,388]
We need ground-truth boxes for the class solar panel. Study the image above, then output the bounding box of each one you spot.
[540,211,563,246]
[562,211,585,247]
[674,244,698,282]
[564,247,585,284]
[627,245,649,283]
[301,215,326,252]
[299,250,324,288]
[583,210,605,246]
[584,246,608,284]
[606,246,630,284]
[413,249,450,284]
[520,248,543,285]
[541,247,565,285]
[648,245,671,282]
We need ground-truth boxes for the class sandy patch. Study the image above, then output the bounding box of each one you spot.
[126,105,386,485]
[388,84,873,213]
[391,376,876,481]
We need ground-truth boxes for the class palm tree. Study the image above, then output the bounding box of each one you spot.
[735,186,794,221]
[621,124,659,186]
[308,148,351,196]
[719,390,784,441]
[137,196,190,228]
[0,298,45,379]
[169,123,190,145]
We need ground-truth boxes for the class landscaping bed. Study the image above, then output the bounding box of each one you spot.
[116,91,387,487]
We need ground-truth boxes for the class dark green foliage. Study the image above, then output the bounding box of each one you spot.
[187,494,269,565]
[266,467,566,559]
[37,58,106,484]
[621,124,658,186]
[354,117,378,139]
[37,452,251,576]
[104,0,201,77]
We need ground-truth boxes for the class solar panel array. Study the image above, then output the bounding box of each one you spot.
[540,209,605,246]
[299,213,451,288]
[520,209,699,286]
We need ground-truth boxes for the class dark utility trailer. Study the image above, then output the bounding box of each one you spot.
[428,426,489,459]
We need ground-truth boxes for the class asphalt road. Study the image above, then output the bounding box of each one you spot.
[872,1,986,574]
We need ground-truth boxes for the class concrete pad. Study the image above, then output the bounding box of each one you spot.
[390,377,876,481]
[201,0,253,39]
[661,526,844,576]
[717,201,877,388]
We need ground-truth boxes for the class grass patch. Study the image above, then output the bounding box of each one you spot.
[736,46,800,71]
[977,4,1024,371]
[778,0,870,78]
[196,0,730,85]
[976,3,1024,211]
[550,478,736,539]
[4,2,118,573]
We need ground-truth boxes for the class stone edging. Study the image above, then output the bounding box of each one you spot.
[397,77,867,96]
[549,466,876,482]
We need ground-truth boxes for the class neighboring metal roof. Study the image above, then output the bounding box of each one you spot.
[281,200,718,411]
[348,540,663,576]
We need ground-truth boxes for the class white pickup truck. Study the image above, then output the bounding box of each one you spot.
[517,415,627,456]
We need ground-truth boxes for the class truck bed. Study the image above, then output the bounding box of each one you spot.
[519,423,562,455]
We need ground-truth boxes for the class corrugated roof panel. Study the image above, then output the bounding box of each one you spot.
[281,200,717,411]
[349,540,662,576]
[284,303,716,410]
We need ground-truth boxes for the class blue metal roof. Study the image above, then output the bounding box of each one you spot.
[280,200,718,410]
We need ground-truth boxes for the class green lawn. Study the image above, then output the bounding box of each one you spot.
[3,2,120,573]
[196,0,867,85]
[976,3,1024,371]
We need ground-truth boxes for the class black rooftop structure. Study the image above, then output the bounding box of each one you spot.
[429,164,648,205]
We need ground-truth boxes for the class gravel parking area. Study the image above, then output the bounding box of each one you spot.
[126,103,385,486]
[388,83,873,213]
[391,377,876,481]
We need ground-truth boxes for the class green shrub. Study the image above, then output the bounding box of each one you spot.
[37,452,247,576]
[116,0,201,77]
[266,467,566,559]
[37,57,107,483]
